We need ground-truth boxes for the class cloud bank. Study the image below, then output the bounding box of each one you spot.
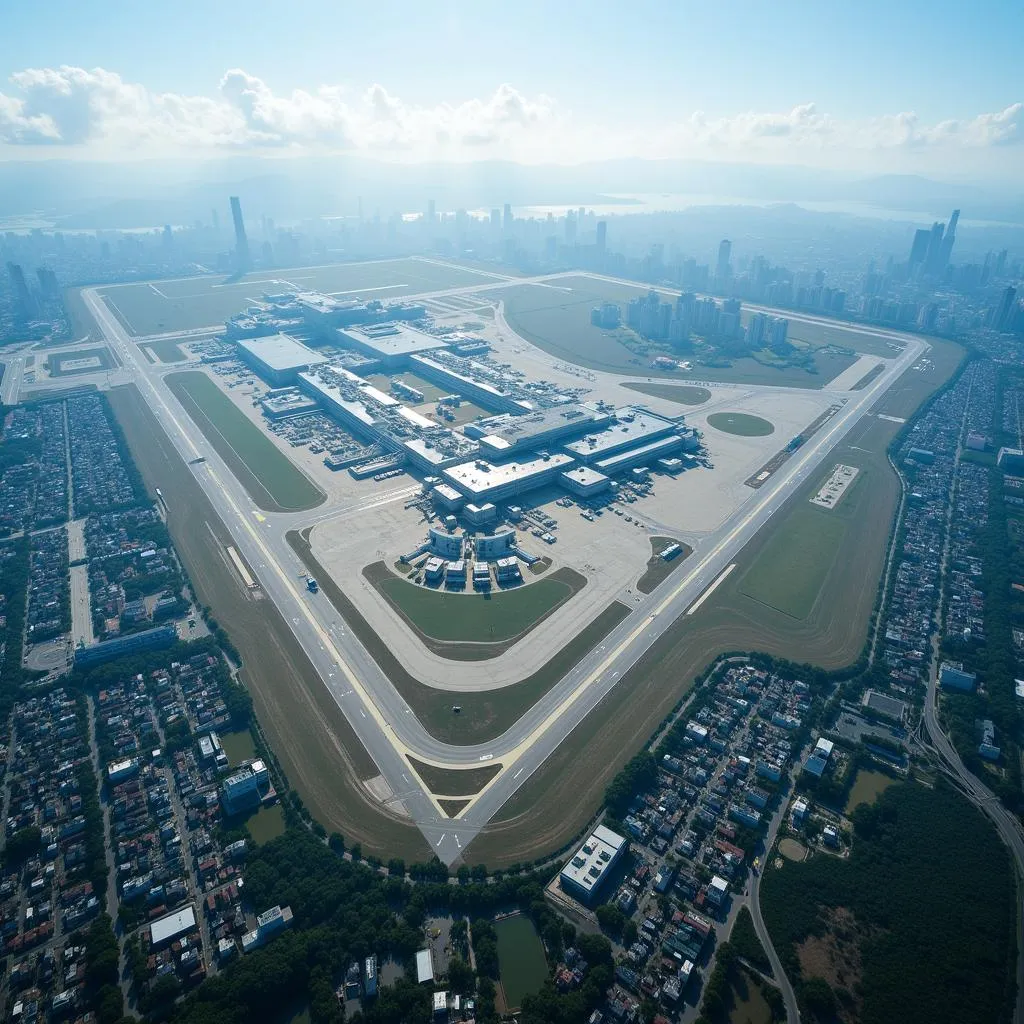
[0,65,1019,172]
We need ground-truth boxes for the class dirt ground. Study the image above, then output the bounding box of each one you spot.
[107,384,432,863]
[796,906,869,1022]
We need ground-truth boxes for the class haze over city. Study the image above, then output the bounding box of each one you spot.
[0,5,1023,1024]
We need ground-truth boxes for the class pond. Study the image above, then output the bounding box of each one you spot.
[728,966,772,1024]
[494,914,548,1012]
[845,769,898,815]
[243,803,286,845]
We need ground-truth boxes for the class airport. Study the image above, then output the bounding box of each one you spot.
[63,257,938,873]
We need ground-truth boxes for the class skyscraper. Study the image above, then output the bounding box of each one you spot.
[426,199,436,225]
[909,228,931,267]
[229,196,250,273]
[503,204,513,231]
[596,220,607,253]
[6,262,35,319]
[716,240,732,280]
[924,221,945,275]
[938,208,960,270]
[565,210,577,246]
[994,286,1017,331]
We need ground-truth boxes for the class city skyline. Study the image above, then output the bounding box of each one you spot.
[0,1,1021,182]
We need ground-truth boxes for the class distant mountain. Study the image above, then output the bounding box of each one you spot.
[0,156,1020,228]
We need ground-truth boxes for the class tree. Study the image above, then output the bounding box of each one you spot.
[3,825,42,865]
[447,955,474,993]
[799,977,838,1022]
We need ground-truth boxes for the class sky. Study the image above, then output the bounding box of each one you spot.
[0,0,1021,183]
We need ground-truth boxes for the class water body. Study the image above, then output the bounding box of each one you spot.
[494,914,548,1011]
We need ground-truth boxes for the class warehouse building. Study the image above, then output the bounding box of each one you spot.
[471,405,612,457]
[260,387,320,419]
[336,322,448,369]
[559,825,628,904]
[431,483,465,511]
[237,333,328,385]
[464,502,498,527]
[415,949,434,984]
[403,431,478,473]
[560,465,611,498]
[411,353,533,414]
[442,452,575,503]
[564,407,678,465]
[593,434,689,476]
[150,905,196,948]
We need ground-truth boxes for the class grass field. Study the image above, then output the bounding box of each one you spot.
[738,508,848,618]
[141,338,187,363]
[493,275,859,388]
[406,757,502,796]
[290,528,630,744]
[363,561,587,661]
[166,370,325,512]
[637,537,692,595]
[495,915,548,1012]
[622,382,712,405]
[469,338,965,867]
[707,412,776,437]
[107,384,431,862]
[369,563,584,646]
[99,258,499,336]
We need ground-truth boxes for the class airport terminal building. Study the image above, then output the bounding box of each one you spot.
[442,453,575,504]
[236,334,328,386]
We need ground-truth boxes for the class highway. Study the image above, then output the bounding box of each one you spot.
[922,677,1024,1024]
[79,278,928,862]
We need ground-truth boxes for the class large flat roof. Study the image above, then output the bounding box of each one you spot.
[476,405,611,452]
[150,905,196,945]
[564,407,676,459]
[560,825,627,895]
[594,434,683,473]
[561,465,610,486]
[338,322,447,357]
[237,334,328,372]
[443,452,574,497]
[415,948,434,984]
[410,353,532,410]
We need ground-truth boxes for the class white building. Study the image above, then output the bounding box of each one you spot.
[150,905,196,948]
[559,825,628,904]
[443,453,575,503]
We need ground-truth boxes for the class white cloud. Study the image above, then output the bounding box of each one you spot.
[864,103,1022,148]
[0,65,1018,171]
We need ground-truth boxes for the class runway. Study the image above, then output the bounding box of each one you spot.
[78,276,929,862]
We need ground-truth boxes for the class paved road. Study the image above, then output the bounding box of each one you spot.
[923,685,1024,1024]
[79,277,929,862]
[1,352,27,404]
